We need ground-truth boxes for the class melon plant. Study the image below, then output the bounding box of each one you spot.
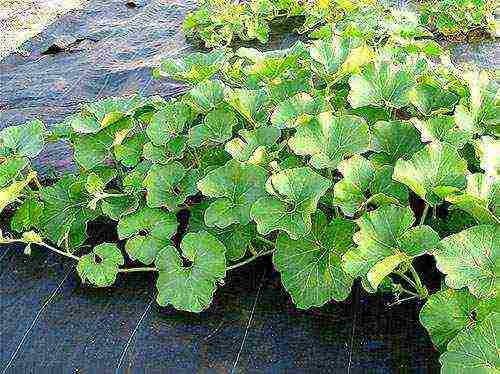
[0,1,498,372]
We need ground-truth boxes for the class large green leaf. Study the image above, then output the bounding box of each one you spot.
[77,243,124,287]
[188,108,237,147]
[11,197,43,233]
[446,173,500,225]
[412,116,472,149]
[454,70,499,136]
[288,112,370,170]
[433,225,499,299]
[114,133,147,167]
[309,35,370,79]
[274,211,356,308]
[188,201,257,262]
[72,118,134,170]
[143,162,199,211]
[224,88,269,126]
[393,142,468,206]
[270,93,328,129]
[342,205,440,292]
[420,288,496,351]
[225,127,281,162]
[348,62,416,109]
[197,160,268,228]
[185,80,225,113]
[440,312,499,373]
[83,95,149,129]
[146,101,192,146]
[333,155,407,216]
[117,207,177,265]
[39,176,98,249]
[155,231,226,312]
[156,48,227,84]
[409,82,458,116]
[0,120,46,157]
[0,157,28,187]
[250,167,331,239]
[475,136,499,178]
[370,120,423,164]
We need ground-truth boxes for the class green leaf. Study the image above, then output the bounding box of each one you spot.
[225,127,281,162]
[188,108,237,147]
[412,116,472,149]
[83,95,149,128]
[274,211,356,308]
[0,157,28,187]
[420,288,496,351]
[73,118,134,170]
[143,136,187,163]
[224,88,269,126]
[475,136,499,178]
[188,202,256,262]
[270,93,328,129]
[433,225,499,299]
[77,243,124,287]
[117,207,177,265]
[348,62,416,109]
[143,162,199,211]
[370,120,423,164]
[123,161,150,194]
[156,231,226,312]
[250,167,331,239]
[309,35,369,78]
[39,176,98,249]
[146,101,192,146]
[446,173,500,225]
[197,160,268,228]
[393,142,468,206]
[101,194,139,221]
[440,312,499,373]
[11,197,43,233]
[114,133,147,167]
[0,120,46,157]
[288,112,370,169]
[454,70,499,136]
[409,83,458,116]
[156,48,228,84]
[333,156,407,216]
[342,205,439,291]
[186,80,226,113]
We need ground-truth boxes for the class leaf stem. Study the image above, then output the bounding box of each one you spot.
[34,241,81,261]
[226,249,275,271]
[254,236,275,248]
[409,264,428,298]
[419,203,430,226]
[118,267,158,273]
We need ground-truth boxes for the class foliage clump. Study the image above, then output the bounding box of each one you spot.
[1,0,499,372]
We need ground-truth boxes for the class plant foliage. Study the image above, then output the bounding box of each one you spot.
[0,1,499,372]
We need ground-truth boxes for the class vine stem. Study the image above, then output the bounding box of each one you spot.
[226,249,275,271]
[419,203,430,226]
[409,264,428,298]
[118,267,158,273]
[254,236,275,248]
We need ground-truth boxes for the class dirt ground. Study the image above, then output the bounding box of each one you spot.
[0,0,89,59]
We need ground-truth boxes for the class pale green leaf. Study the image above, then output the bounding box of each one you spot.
[197,160,268,228]
[288,112,370,169]
[77,243,124,287]
[0,120,46,158]
[188,108,237,147]
[250,167,331,239]
[143,162,199,211]
[393,142,468,206]
[433,225,499,299]
[146,101,192,146]
[117,207,177,265]
[156,231,226,312]
[274,211,356,308]
[270,92,328,129]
